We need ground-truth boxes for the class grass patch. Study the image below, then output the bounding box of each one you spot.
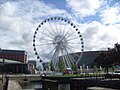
[48,73,104,78]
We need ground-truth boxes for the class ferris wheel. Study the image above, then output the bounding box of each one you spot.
[33,17,84,70]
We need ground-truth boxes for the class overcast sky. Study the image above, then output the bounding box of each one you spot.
[0,0,120,61]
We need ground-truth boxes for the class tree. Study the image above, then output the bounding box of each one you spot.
[50,61,55,71]
[94,43,120,73]
[71,63,77,71]
[114,43,120,64]
[107,43,120,65]
[59,60,65,72]
[94,51,113,73]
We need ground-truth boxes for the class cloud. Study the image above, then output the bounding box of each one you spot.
[66,0,104,17]
[100,3,120,25]
[80,20,120,51]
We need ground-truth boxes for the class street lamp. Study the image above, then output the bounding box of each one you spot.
[2,59,5,83]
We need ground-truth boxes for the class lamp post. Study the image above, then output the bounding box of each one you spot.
[1,59,5,90]
[2,59,5,83]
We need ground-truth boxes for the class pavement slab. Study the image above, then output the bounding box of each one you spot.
[8,80,22,90]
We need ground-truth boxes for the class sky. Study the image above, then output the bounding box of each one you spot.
[0,0,120,61]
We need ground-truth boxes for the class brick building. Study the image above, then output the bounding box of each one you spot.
[0,49,27,63]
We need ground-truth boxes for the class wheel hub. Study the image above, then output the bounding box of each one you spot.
[53,35,67,45]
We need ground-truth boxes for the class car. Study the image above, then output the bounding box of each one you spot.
[63,68,73,74]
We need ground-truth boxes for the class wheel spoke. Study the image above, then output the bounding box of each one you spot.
[67,36,80,41]
[36,37,53,42]
[62,45,74,66]
[59,22,63,35]
[61,21,69,37]
[41,25,56,38]
[38,45,55,54]
[63,26,72,38]
[35,43,53,46]
[39,29,54,39]
[42,46,56,61]
[67,44,80,52]
[68,41,80,45]
[54,20,60,35]
[52,46,60,61]
[65,31,76,40]
[48,21,58,36]
[66,46,80,58]
[51,45,61,69]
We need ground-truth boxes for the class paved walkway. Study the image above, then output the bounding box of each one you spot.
[8,80,22,90]
[0,80,3,90]
[22,89,35,90]
[87,86,118,90]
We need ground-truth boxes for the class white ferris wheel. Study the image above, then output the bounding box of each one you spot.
[33,17,84,70]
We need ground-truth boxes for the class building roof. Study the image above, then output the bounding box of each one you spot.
[58,51,105,68]
[0,49,26,53]
[77,51,101,66]
[0,58,22,63]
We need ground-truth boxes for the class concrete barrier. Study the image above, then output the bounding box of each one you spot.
[70,78,120,90]
[42,79,58,90]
